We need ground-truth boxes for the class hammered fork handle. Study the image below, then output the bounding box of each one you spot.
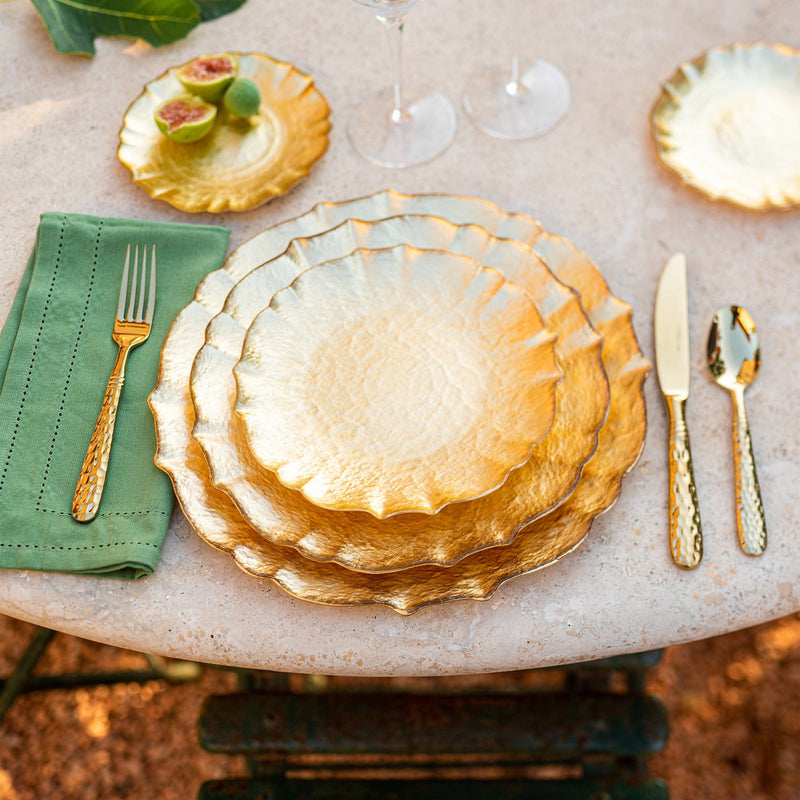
[71,343,132,523]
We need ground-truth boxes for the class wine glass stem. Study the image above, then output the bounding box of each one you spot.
[506,55,526,97]
[378,14,410,124]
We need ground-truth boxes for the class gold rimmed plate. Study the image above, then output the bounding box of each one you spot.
[191,214,608,572]
[149,191,649,612]
[651,42,800,210]
[118,52,330,213]
[233,244,562,518]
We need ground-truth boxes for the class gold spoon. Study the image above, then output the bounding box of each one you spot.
[707,306,767,556]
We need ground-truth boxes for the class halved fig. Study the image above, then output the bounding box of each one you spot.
[154,95,217,143]
[177,54,238,101]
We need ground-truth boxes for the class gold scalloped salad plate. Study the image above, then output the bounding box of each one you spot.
[149,191,649,612]
[118,52,330,213]
[232,244,561,518]
[190,214,607,572]
[651,42,800,210]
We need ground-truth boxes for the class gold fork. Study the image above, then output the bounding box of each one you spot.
[72,244,157,523]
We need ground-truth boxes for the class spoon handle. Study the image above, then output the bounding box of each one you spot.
[731,387,767,555]
[666,395,703,568]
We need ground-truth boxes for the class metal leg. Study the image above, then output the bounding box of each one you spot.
[0,626,55,722]
[0,626,204,724]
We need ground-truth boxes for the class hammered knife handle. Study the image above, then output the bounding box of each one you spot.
[731,387,767,556]
[71,345,129,523]
[666,395,703,569]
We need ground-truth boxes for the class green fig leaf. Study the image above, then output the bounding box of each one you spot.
[194,0,247,22]
[30,0,247,56]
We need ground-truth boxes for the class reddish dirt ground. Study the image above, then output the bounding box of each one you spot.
[0,612,798,799]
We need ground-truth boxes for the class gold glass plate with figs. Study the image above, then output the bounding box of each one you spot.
[191,213,607,572]
[118,52,330,213]
[651,42,800,210]
[149,191,650,612]
[233,244,562,518]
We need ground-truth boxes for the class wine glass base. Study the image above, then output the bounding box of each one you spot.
[463,59,571,139]
[348,84,457,168]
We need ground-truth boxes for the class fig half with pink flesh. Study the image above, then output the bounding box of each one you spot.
[177,54,238,101]
[154,95,217,143]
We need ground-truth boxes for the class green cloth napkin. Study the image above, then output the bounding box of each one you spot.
[0,213,229,579]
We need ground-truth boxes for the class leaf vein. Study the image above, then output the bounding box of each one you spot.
[46,0,195,24]
[43,0,83,49]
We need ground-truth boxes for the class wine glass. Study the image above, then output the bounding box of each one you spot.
[463,54,570,139]
[348,0,457,167]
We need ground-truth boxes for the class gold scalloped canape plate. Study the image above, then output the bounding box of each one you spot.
[191,214,607,572]
[118,52,330,213]
[233,244,561,518]
[149,191,649,613]
[651,42,800,210]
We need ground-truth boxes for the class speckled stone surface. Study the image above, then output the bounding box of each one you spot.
[0,0,798,676]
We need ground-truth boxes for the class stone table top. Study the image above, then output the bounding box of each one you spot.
[0,0,798,676]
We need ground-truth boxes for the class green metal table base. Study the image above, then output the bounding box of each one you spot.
[0,624,201,723]
[1,629,670,799]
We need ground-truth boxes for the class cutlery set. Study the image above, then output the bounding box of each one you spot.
[655,253,767,569]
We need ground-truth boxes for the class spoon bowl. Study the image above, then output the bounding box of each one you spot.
[706,305,767,556]
[707,306,760,391]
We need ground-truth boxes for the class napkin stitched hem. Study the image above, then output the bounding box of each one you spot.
[0,215,97,512]
[0,540,162,551]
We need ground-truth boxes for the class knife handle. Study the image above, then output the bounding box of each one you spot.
[731,386,767,556]
[666,395,703,569]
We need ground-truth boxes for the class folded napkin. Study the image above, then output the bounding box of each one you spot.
[0,213,229,579]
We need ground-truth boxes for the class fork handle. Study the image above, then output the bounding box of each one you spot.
[71,345,130,523]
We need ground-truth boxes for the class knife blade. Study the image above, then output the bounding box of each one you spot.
[654,253,703,569]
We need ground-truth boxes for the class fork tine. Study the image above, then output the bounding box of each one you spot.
[136,245,147,323]
[117,244,131,321]
[145,245,156,326]
[126,245,139,321]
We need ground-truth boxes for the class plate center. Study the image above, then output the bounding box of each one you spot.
[712,90,800,173]
[306,308,490,463]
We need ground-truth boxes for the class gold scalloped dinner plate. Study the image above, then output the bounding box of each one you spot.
[651,42,800,210]
[191,214,608,572]
[118,52,330,213]
[233,245,561,518]
[149,191,650,612]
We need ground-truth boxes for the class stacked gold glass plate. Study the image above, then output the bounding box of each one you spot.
[149,191,650,614]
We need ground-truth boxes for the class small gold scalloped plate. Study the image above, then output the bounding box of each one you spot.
[149,191,649,612]
[651,42,800,210]
[191,214,607,573]
[118,52,330,213]
[233,244,561,518]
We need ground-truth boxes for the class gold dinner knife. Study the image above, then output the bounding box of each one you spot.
[654,253,703,568]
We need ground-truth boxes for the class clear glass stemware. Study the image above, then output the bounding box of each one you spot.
[463,53,570,139]
[348,0,457,167]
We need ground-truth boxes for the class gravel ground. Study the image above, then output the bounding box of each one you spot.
[1,612,798,799]
[649,613,800,800]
